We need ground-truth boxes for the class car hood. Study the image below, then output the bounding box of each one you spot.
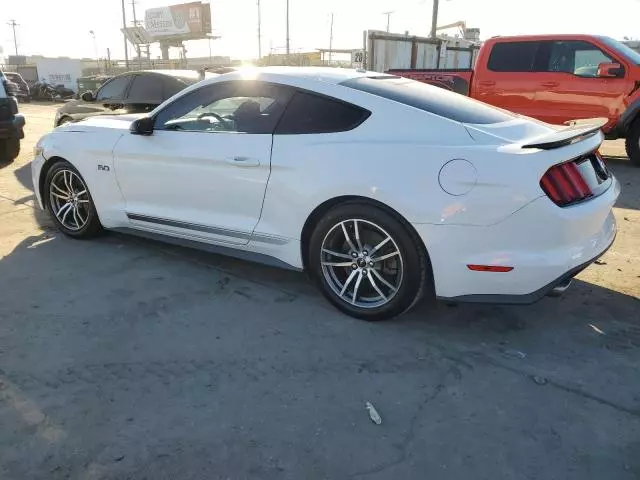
[57,113,146,131]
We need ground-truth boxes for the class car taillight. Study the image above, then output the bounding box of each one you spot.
[540,161,593,206]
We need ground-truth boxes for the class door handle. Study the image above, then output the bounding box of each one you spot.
[479,80,495,86]
[225,156,260,167]
[541,81,559,87]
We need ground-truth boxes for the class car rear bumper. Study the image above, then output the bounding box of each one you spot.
[415,177,620,303]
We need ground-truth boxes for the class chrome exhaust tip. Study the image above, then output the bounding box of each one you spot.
[548,278,573,297]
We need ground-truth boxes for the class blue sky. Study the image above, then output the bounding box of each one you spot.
[2,0,640,61]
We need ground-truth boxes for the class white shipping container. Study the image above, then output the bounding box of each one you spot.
[35,58,82,92]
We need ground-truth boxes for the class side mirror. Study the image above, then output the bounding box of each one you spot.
[597,62,625,78]
[130,116,154,136]
[81,91,95,102]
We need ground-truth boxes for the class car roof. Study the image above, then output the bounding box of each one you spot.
[487,34,605,43]
[202,66,389,87]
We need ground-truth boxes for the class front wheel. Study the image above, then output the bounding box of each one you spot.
[45,161,103,238]
[309,203,430,321]
[625,120,640,167]
[0,138,20,164]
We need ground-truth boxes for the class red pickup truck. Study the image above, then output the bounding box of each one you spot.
[390,34,640,166]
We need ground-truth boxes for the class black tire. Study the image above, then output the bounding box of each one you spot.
[625,120,640,167]
[308,202,430,321]
[0,138,20,164]
[44,160,103,238]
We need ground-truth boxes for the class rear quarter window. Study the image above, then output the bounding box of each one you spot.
[275,92,370,134]
[341,76,515,125]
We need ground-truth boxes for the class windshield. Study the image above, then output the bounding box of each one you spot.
[599,36,640,65]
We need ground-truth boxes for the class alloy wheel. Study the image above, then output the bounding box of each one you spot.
[320,219,404,309]
[49,169,91,231]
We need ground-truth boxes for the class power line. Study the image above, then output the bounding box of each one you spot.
[7,20,19,56]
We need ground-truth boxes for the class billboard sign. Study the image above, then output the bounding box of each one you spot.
[145,2,212,40]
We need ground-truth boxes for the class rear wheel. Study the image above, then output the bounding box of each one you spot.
[45,161,102,238]
[625,120,640,167]
[309,203,429,321]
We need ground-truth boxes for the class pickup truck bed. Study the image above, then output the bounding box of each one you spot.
[387,69,473,96]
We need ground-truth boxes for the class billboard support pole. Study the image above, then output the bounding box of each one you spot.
[131,0,142,69]
[121,0,129,69]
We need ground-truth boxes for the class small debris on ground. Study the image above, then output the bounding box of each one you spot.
[366,402,383,425]
[532,376,548,386]
[113,455,125,462]
[594,259,607,265]
[624,217,630,221]
[503,349,527,360]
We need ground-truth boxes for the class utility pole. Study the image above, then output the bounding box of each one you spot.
[257,0,262,61]
[7,20,19,56]
[382,12,393,33]
[286,0,290,57]
[430,0,440,38]
[121,0,130,69]
[328,13,334,64]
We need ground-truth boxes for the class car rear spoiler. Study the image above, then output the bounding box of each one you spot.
[521,118,607,150]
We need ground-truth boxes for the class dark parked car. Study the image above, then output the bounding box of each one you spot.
[4,72,30,102]
[53,70,205,127]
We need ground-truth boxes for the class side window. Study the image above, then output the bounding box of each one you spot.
[487,42,540,72]
[275,92,370,134]
[547,41,615,77]
[96,76,131,102]
[155,81,292,134]
[127,74,164,104]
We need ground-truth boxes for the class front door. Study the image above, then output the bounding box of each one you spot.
[533,40,631,125]
[113,81,292,245]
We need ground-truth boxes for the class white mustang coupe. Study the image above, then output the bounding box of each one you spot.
[32,67,619,321]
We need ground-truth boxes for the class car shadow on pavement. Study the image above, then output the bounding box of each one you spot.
[603,156,640,210]
[0,229,638,479]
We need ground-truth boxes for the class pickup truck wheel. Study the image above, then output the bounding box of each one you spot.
[0,138,20,164]
[625,120,640,167]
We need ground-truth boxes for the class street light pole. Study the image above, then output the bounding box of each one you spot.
[382,12,393,33]
[430,0,440,38]
[89,30,100,73]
